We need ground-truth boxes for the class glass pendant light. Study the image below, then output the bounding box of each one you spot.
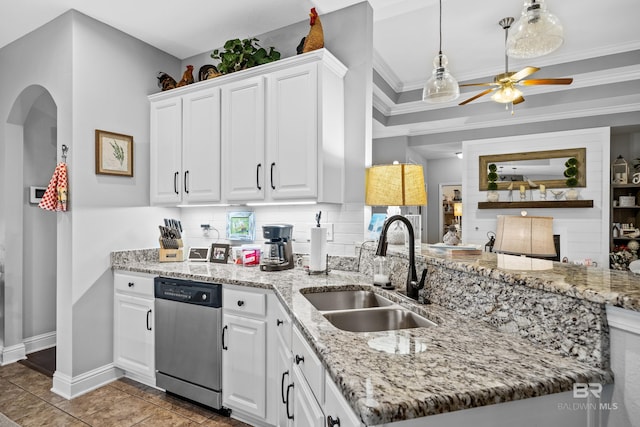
[507,0,563,59]
[423,0,459,103]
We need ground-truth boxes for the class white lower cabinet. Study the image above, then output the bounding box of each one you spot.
[222,285,280,426]
[324,373,362,427]
[113,271,155,386]
[292,365,325,427]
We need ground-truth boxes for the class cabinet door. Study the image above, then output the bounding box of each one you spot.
[222,76,265,201]
[150,97,182,204]
[182,88,221,203]
[222,313,267,418]
[114,293,154,379]
[267,63,318,200]
[277,334,293,427]
[292,365,324,427]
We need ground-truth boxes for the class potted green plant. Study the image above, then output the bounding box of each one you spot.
[564,157,579,200]
[487,163,499,202]
[210,38,281,75]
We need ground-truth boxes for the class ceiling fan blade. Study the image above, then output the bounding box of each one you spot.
[513,96,525,105]
[460,82,497,87]
[519,78,574,86]
[458,88,495,106]
[510,66,540,82]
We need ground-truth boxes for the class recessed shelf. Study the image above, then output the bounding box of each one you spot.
[477,200,594,209]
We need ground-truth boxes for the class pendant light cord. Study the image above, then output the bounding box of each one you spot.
[438,0,443,66]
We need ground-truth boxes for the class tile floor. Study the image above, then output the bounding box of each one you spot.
[0,362,250,426]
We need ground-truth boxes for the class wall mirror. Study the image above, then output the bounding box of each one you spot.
[479,148,586,190]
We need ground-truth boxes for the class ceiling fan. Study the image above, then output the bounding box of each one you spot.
[458,17,573,109]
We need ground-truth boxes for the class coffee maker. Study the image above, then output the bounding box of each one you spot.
[260,224,294,271]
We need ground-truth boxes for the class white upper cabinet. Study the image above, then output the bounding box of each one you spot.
[150,87,221,205]
[181,88,221,203]
[149,49,346,206]
[222,76,266,201]
[150,97,182,205]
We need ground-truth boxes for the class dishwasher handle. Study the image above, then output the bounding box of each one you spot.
[222,325,228,350]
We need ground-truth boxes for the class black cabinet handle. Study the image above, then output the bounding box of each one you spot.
[270,162,276,190]
[237,300,245,307]
[277,319,284,326]
[281,370,289,404]
[295,354,304,365]
[174,171,179,194]
[256,163,262,190]
[327,415,341,426]
[222,325,228,350]
[184,171,189,194]
[128,282,134,287]
[286,384,294,420]
[146,309,152,331]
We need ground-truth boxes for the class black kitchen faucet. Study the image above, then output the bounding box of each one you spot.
[375,215,427,300]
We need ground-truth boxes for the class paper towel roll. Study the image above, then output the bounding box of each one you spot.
[310,227,327,272]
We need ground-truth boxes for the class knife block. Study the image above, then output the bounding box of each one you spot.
[159,238,184,262]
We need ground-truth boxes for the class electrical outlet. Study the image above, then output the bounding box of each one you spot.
[306,223,334,241]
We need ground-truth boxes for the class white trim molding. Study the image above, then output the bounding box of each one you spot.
[0,343,26,366]
[23,331,56,354]
[52,364,121,400]
[606,305,640,335]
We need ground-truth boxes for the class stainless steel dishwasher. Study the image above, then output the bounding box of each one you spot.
[154,276,225,410]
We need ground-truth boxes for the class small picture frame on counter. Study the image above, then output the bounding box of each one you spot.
[210,243,230,263]
[187,247,211,262]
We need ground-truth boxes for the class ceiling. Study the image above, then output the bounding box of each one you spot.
[2,0,639,158]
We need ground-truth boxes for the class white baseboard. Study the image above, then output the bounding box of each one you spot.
[23,331,56,354]
[52,364,120,400]
[0,343,26,366]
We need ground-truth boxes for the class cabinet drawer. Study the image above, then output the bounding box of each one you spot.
[114,271,154,298]
[292,326,324,405]
[223,286,267,317]
[274,299,292,348]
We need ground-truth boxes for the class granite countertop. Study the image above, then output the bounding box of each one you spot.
[112,252,612,425]
[418,249,640,312]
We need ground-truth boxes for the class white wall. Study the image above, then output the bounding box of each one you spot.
[22,92,57,341]
[462,127,610,266]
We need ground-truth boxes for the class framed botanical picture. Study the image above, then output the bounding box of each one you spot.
[95,129,133,176]
[226,211,255,241]
[210,243,230,263]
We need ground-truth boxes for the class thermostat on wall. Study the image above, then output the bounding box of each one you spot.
[29,186,47,204]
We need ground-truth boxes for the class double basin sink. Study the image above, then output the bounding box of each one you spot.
[302,289,436,333]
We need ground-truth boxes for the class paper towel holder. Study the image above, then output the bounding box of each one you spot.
[305,254,330,275]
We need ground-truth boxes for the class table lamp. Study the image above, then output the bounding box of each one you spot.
[494,214,556,270]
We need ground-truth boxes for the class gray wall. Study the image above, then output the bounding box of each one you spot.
[22,92,57,341]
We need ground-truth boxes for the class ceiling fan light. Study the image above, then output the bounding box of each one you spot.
[423,53,460,103]
[507,0,563,58]
[491,86,523,103]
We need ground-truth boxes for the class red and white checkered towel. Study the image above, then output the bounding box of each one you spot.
[39,162,68,212]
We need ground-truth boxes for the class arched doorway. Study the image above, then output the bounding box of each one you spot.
[1,85,57,366]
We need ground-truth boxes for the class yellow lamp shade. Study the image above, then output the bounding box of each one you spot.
[453,202,462,217]
[365,164,427,206]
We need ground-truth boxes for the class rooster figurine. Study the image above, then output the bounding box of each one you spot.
[157,71,177,91]
[297,8,324,54]
[176,65,195,87]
